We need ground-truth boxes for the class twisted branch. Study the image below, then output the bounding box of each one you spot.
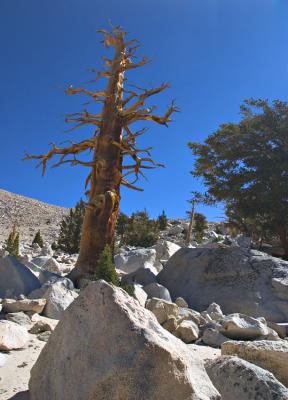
[24,138,97,175]
[25,26,178,192]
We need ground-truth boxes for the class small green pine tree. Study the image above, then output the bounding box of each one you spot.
[56,199,85,254]
[93,245,119,285]
[4,226,20,258]
[32,230,44,248]
[157,210,168,230]
[91,245,135,296]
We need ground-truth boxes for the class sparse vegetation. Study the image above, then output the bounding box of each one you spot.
[157,210,168,230]
[56,199,85,254]
[32,230,44,248]
[120,210,159,248]
[92,245,119,286]
[193,213,208,243]
[4,225,20,258]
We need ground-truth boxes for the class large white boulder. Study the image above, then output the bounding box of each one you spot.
[143,282,172,301]
[31,256,51,268]
[132,284,148,307]
[5,311,32,327]
[0,256,41,298]
[115,248,162,274]
[219,313,279,340]
[121,266,157,286]
[206,356,288,400]
[152,240,181,261]
[175,320,199,343]
[29,281,220,400]
[28,281,78,320]
[202,329,229,348]
[2,298,46,314]
[222,340,288,387]
[158,247,288,322]
[146,298,179,325]
[168,225,184,235]
[41,258,63,275]
[0,320,29,350]
[31,255,64,275]
[205,303,224,322]
[179,307,207,326]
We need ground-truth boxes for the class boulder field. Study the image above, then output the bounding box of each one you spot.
[29,280,220,400]
[158,247,288,322]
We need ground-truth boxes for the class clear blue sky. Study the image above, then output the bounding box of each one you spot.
[1,0,288,220]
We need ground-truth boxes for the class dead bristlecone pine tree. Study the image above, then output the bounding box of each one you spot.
[25,25,178,285]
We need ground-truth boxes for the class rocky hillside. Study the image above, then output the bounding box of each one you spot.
[0,189,68,244]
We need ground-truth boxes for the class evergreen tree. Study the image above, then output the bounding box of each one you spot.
[32,230,44,248]
[122,210,159,247]
[116,212,130,244]
[189,99,288,258]
[4,226,20,258]
[157,210,168,230]
[193,213,208,243]
[92,245,119,285]
[56,199,85,254]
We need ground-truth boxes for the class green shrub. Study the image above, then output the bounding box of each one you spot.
[121,284,135,296]
[32,230,44,248]
[91,246,135,297]
[91,245,119,285]
[4,226,20,258]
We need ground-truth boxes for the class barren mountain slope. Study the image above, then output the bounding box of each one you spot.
[0,189,69,244]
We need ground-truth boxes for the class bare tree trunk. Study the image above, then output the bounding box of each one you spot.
[186,200,195,246]
[70,39,125,283]
[25,27,178,286]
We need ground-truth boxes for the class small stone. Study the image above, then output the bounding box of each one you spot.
[146,298,178,324]
[5,311,31,327]
[175,320,199,343]
[175,297,188,308]
[29,320,54,334]
[37,331,51,342]
[2,298,46,314]
[202,328,229,348]
[162,316,178,333]
[0,320,29,350]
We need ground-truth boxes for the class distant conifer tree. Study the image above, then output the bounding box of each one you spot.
[193,213,208,243]
[4,225,20,258]
[157,210,168,230]
[56,199,85,254]
[32,230,44,248]
[122,210,159,248]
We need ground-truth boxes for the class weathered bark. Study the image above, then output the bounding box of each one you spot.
[25,27,178,285]
[69,37,125,283]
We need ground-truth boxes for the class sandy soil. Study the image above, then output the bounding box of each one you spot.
[0,339,220,400]
[0,334,45,400]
